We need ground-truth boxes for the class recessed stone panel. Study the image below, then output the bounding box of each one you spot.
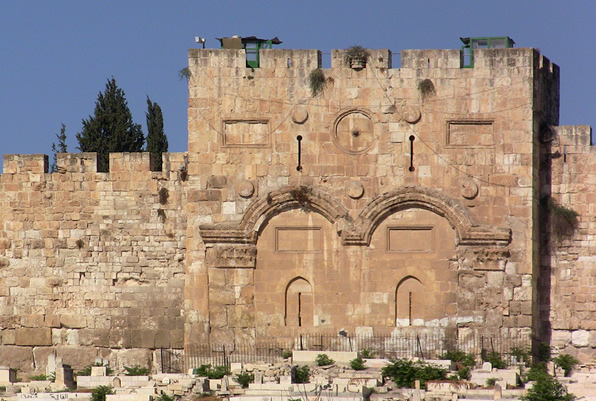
[387,227,434,253]
[275,227,322,252]
[223,120,270,147]
[446,120,494,147]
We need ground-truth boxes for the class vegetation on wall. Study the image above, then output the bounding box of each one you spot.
[178,67,192,81]
[544,196,580,242]
[343,45,370,68]
[417,79,436,101]
[290,185,312,209]
[158,187,169,205]
[308,68,326,97]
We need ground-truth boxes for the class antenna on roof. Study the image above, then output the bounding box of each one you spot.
[194,36,206,49]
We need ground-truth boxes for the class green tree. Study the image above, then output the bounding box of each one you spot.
[145,96,168,171]
[51,123,68,172]
[76,77,144,172]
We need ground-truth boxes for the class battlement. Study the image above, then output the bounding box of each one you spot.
[2,152,188,175]
[189,46,551,72]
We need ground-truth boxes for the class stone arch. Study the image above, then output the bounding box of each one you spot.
[199,185,350,245]
[285,277,313,327]
[342,186,510,246]
[395,276,424,327]
[241,186,351,240]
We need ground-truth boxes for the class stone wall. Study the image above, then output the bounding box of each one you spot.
[185,46,556,345]
[1,43,594,371]
[0,152,187,372]
[548,125,596,362]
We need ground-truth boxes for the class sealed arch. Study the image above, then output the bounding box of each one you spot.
[285,277,313,327]
[342,186,510,246]
[395,276,424,327]
[199,185,350,245]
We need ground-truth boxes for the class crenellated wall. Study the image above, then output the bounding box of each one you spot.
[0,152,188,372]
[184,46,554,348]
[1,43,594,372]
[547,125,596,361]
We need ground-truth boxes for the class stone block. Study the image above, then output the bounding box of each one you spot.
[15,328,52,346]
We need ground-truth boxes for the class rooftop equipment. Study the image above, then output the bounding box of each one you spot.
[217,36,282,68]
[460,36,515,68]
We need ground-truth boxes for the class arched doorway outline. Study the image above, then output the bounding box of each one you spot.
[284,276,313,328]
[395,275,424,327]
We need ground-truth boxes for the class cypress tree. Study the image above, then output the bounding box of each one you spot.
[76,77,144,172]
[51,123,68,172]
[145,96,168,171]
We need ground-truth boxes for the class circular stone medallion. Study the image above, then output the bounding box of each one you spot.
[402,105,421,124]
[347,181,364,199]
[332,109,376,155]
[461,178,479,200]
[237,180,255,198]
[291,106,308,124]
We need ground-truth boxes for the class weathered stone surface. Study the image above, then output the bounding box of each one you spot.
[15,328,52,346]
[0,346,34,371]
[1,43,595,371]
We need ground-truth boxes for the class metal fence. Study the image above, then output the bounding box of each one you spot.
[161,330,532,373]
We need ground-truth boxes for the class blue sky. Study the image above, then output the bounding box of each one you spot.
[1,1,595,168]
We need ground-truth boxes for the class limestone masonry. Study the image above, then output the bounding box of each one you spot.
[1,40,595,372]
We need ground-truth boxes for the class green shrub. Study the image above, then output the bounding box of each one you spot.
[359,349,375,359]
[91,386,114,401]
[293,365,310,384]
[350,358,367,371]
[157,392,174,401]
[192,364,230,379]
[525,362,548,383]
[0,386,7,392]
[281,350,293,359]
[510,346,532,366]
[486,378,499,387]
[29,372,55,382]
[483,352,508,369]
[235,373,254,389]
[382,359,447,389]
[537,342,552,363]
[553,354,580,377]
[124,365,150,376]
[441,350,476,367]
[521,373,575,401]
[457,367,471,381]
[76,364,113,377]
[315,354,334,366]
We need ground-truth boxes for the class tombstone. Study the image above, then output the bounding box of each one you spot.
[112,377,122,388]
[0,367,16,384]
[493,383,502,400]
[220,376,230,394]
[451,393,458,401]
[47,353,57,376]
[254,372,263,384]
[414,380,421,390]
[413,388,421,401]
[55,364,75,389]
[482,362,493,372]
[279,375,292,386]
[162,377,171,385]
[91,366,107,376]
